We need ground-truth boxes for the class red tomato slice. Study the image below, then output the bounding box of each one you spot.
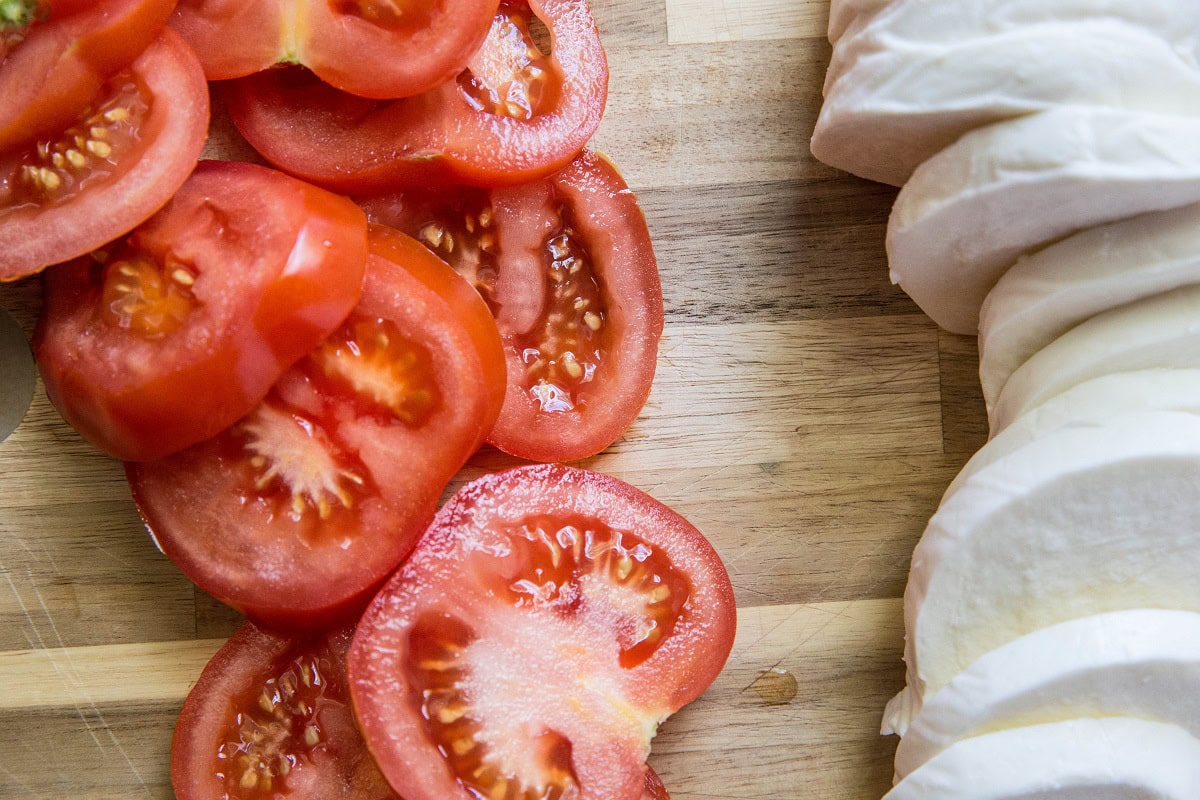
[224,0,607,192]
[360,151,662,462]
[35,160,368,462]
[172,622,399,800]
[642,768,670,800]
[348,464,736,800]
[0,27,209,281]
[171,0,499,99]
[126,225,504,630]
[0,0,177,150]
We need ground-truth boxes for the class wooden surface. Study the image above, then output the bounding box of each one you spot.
[0,1,988,797]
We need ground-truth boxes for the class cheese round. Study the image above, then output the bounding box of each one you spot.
[894,609,1200,780]
[991,285,1200,432]
[814,21,1200,188]
[885,718,1200,799]
[978,202,1200,410]
[887,107,1200,334]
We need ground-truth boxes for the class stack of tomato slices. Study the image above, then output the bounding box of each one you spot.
[2,1,735,798]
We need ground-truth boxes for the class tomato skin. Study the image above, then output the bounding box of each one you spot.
[0,27,209,281]
[0,0,178,151]
[172,622,399,800]
[35,160,368,462]
[172,0,500,100]
[348,464,736,800]
[224,0,608,193]
[126,225,503,631]
[642,768,670,800]
[361,151,663,462]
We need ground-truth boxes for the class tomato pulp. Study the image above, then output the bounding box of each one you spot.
[225,0,608,192]
[348,464,736,800]
[360,150,663,462]
[36,160,368,461]
[127,225,504,630]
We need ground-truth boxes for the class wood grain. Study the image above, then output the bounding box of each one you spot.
[0,1,973,798]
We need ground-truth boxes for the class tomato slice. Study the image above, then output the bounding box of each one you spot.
[360,151,662,462]
[0,27,209,281]
[126,225,504,630]
[0,0,176,151]
[172,622,399,800]
[171,0,499,99]
[642,768,669,800]
[348,464,736,800]
[224,0,608,192]
[35,160,368,462]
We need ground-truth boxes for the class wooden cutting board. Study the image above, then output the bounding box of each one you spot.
[0,1,988,797]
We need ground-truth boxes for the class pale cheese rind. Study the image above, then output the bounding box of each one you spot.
[991,285,1200,432]
[894,609,1200,780]
[900,411,1200,715]
[814,21,1200,188]
[978,202,1200,410]
[885,718,1200,799]
[887,107,1200,334]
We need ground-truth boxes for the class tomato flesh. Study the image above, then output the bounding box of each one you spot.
[360,150,663,462]
[172,623,398,800]
[0,0,176,151]
[348,464,736,800]
[171,0,499,99]
[0,28,209,281]
[35,160,368,462]
[224,0,608,192]
[127,225,504,630]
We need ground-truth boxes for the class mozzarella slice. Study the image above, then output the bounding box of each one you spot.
[886,107,1200,334]
[828,0,892,43]
[813,22,1200,189]
[991,285,1200,432]
[893,609,1200,780]
[897,411,1200,721]
[942,369,1200,506]
[885,718,1200,799]
[978,203,1200,409]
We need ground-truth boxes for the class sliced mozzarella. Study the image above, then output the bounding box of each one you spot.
[828,0,892,43]
[893,609,1200,779]
[897,411,1200,721]
[991,285,1200,432]
[885,718,1200,800]
[978,203,1200,409]
[813,22,1200,188]
[886,107,1200,334]
[942,369,1200,506]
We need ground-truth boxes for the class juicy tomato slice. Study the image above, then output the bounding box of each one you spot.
[360,150,663,462]
[172,622,399,800]
[642,768,669,800]
[0,27,208,281]
[35,160,368,462]
[0,0,177,151]
[171,0,499,99]
[224,0,608,192]
[348,464,736,800]
[126,225,504,630]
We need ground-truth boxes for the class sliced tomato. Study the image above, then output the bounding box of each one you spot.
[642,768,669,800]
[224,0,607,192]
[0,0,177,151]
[171,0,499,99]
[35,160,368,462]
[360,150,662,462]
[126,225,504,630]
[348,464,736,800]
[1,27,208,281]
[173,622,399,800]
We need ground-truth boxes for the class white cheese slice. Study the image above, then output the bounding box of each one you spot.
[978,203,1200,410]
[990,285,1200,432]
[893,609,1200,780]
[941,369,1200,506]
[886,107,1200,334]
[885,718,1200,800]
[828,0,891,43]
[897,411,1200,723]
[813,21,1200,189]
